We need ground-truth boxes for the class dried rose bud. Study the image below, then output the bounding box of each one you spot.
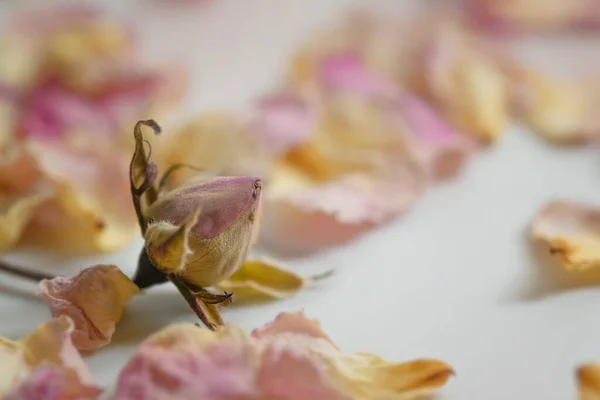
[129,120,263,330]
[144,175,262,288]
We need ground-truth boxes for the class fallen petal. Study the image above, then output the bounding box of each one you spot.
[578,363,600,400]
[38,265,140,351]
[260,170,425,255]
[216,259,324,302]
[418,21,510,143]
[116,311,453,400]
[531,200,600,271]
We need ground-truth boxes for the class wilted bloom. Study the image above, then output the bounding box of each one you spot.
[0,5,184,254]
[0,316,100,399]
[115,310,454,400]
[531,199,600,271]
[462,0,600,33]
[38,264,140,351]
[578,363,600,400]
[512,70,600,144]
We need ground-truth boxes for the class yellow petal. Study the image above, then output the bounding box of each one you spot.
[578,364,600,400]
[216,259,328,303]
[420,23,509,143]
[326,354,454,399]
[531,200,600,271]
[38,265,140,351]
[514,70,598,144]
[0,192,50,252]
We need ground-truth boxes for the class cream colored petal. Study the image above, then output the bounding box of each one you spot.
[38,265,140,351]
[579,364,600,400]
[419,22,509,143]
[0,338,29,396]
[513,70,600,144]
[531,200,600,271]
[216,260,327,303]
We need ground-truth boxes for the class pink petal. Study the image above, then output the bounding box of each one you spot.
[318,53,396,100]
[395,92,479,180]
[246,92,316,156]
[116,325,257,400]
[38,265,140,351]
[251,310,336,346]
[259,170,425,255]
[4,365,101,400]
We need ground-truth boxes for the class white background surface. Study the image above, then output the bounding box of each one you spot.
[1,1,600,399]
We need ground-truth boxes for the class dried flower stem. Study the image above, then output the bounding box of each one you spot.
[0,261,55,281]
[169,275,222,331]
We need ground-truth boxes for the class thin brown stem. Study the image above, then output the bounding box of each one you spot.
[0,261,55,281]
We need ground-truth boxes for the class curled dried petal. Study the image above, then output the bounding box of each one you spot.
[116,311,453,400]
[578,363,600,400]
[216,260,329,303]
[531,199,600,271]
[38,265,140,351]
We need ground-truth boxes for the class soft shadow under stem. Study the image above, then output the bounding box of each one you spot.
[0,261,55,281]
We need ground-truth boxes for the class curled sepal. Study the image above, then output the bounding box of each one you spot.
[129,120,161,233]
[145,207,202,276]
[578,364,600,400]
[216,259,333,303]
[531,200,600,271]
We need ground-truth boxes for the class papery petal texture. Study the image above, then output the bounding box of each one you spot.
[38,265,140,351]
[115,311,453,400]
[531,200,600,271]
